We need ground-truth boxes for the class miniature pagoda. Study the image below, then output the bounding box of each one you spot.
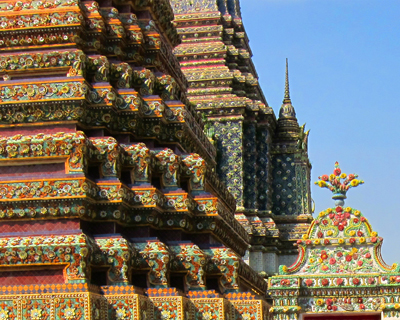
[268,163,400,320]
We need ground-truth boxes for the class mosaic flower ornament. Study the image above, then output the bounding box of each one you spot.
[315,161,364,204]
[269,162,400,319]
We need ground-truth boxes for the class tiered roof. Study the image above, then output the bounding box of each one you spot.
[0,0,271,318]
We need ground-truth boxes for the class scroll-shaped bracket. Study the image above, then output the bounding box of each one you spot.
[152,148,180,189]
[181,153,206,194]
[110,62,133,89]
[155,74,178,101]
[87,55,110,82]
[93,236,135,285]
[169,242,208,291]
[133,67,155,96]
[206,247,240,293]
[90,137,124,179]
[132,239,171,288]
[122,143,152,185]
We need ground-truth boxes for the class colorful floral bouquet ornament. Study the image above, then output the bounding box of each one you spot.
[315,162,364,206]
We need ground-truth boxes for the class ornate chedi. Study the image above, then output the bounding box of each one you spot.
[170,0,312,275]
[269,60,313,270]
[268,163,400,320]
[0,0,270,319]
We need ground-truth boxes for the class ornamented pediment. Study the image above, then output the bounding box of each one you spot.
[280,203,397,276]
[268,163,400,320]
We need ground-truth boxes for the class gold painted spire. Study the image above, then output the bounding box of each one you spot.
[278,58,297,120]
[283,58,291,103]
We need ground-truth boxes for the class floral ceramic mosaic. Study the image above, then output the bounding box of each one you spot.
[269,163,400,320]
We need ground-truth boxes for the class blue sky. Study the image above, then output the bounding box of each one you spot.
[240,0,400,264]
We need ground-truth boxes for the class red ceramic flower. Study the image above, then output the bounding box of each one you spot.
[329,258,336,265]
[345,255,352,262]
[353,218,359,223]
[353,278,360,285]
[336,278,343,285]
[306,240,312,245]
[333,221,339,226]
[329,213,335,219]
[361,217,366,222]
[357,231,363,237]
[321,252,328,260]
[305,279,313,286]
[358,298,363,303]
[318,231,324,238]
[338,225,344,231]
[322,219,328,225]
[321,278,329,286]
[348,174,355,180]
[357,260,363,267]
[336,206,343,213]
[324,239,330,245]
[365,253,371,259]
[297,239,302,244]
[334,167,341,176]
[360,304,365,309]
[326,298,333,305]
[349,238,355,244]
[321,175,329,181]
[368,278,375,284]
[337,252,343,257]
[327,305,332,310]
[345,213,351,219]
[371,237,377,243]
[333,306,338,311]
[343,221,348,226]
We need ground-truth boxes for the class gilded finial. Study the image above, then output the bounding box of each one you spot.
[283,58,291,103]
[314,162,364,206]
[279,59,296,119]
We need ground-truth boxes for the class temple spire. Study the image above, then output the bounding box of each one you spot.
[283,58,291,103]
[278,58,296,119]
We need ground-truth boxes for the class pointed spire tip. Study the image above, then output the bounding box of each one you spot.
[284,58,291,103]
